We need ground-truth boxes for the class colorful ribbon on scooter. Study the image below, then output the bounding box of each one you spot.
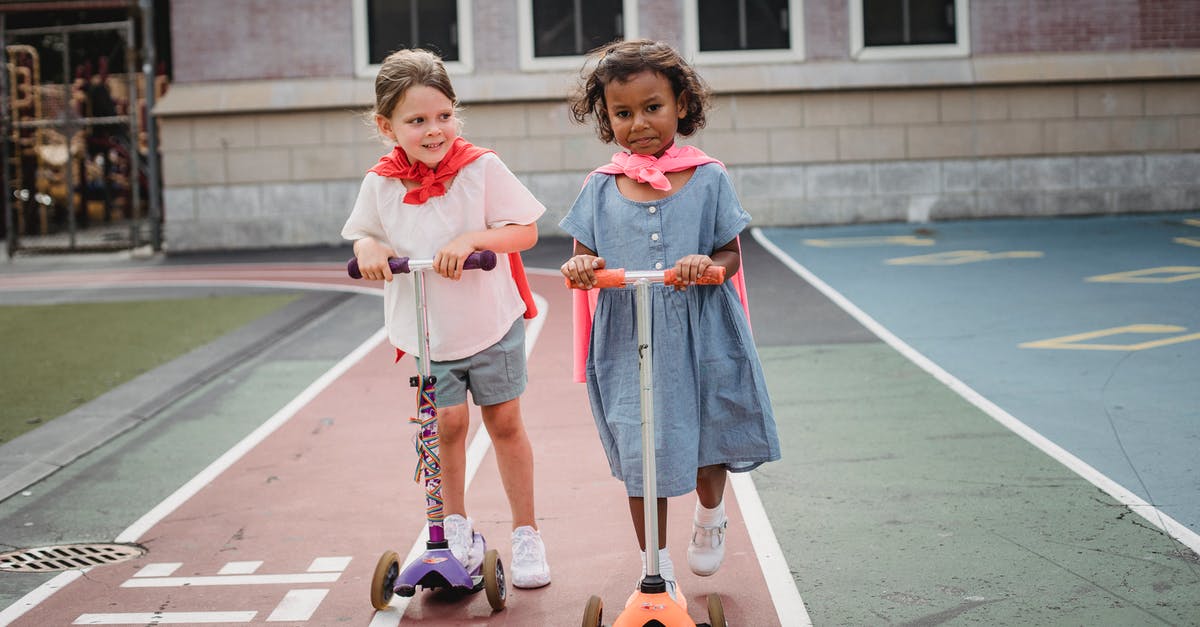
[409,376,444,521]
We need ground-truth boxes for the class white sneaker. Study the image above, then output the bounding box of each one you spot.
[442,514,473,566]
[510,526,551,588]
[687,517,727,576]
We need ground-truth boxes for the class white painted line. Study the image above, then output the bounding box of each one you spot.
[751,227,1200,556]
[368,606,403,627]
[115,327,389,544]
[73,611,257,624]
[730,471,812,627]
[0,285,544,624]
[132,562,182,577]
[0,328,385,623]
[266,589,328,622]
[0,279,385,297]
[0,569,84,625]
[308,556,352,572]
[218,561,263,575]
[371,293,548,625]
[121,572,342,588]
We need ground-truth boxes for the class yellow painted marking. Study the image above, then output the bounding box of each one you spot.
[804,235,935,248]
[1021,324,1200,351]
[1087,266,1200,283]
[886,250,1043,266]
[1184,218,1200,228]
[1175,237,1200,248]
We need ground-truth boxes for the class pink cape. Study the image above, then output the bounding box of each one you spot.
[571,146,752,383]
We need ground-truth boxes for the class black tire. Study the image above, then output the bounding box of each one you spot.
[370,550,399,610]
[581,594,603,627]
[483,548,506,611]
[707,593,726,627]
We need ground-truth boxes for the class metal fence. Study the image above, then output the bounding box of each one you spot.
[2,11,161,256]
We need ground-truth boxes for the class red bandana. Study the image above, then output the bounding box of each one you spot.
[369,137,493,205]
[367,137,539,321]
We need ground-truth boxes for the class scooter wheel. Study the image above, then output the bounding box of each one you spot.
[483,548,506,611]
[370,550,399,610]
[707,593,726,627]
[581,594,603,627]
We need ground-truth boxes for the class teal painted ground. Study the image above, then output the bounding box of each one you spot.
[750,214,1200,624]
[757,342,1198,625]
[759,214,1200,540]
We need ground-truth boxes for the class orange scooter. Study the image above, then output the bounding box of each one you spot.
[569,266,727,627]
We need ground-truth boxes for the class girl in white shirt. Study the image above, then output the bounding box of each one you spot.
[343,48,550,589]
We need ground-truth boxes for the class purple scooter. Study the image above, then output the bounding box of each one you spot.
[348,251,506,613]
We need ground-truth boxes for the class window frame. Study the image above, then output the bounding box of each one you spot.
[353,0,475,77]
[516,0,640,71]
[683,0,805,65]
[850,0,970,60]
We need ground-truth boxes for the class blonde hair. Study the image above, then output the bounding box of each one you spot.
[373,48,458,119]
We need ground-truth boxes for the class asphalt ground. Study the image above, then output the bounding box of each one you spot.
[0,217,1198,625]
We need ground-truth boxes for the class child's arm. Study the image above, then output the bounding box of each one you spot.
[353,236,399,282]
[434,223,538,280]
[560,241,606,289]
[672,237,740,290]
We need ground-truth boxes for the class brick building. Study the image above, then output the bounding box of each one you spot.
[155,0,1200,251]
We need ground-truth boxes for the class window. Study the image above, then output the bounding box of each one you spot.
[699,0,790,52]
[518,0,639,70]
[353,0,474,75]
[533,0,622,57]
[850,0,969,60]
[685,0,804,64]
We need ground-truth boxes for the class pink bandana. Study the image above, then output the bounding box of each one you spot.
[590,143,724,191]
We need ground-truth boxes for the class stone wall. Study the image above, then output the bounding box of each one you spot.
[160,79,1200,251]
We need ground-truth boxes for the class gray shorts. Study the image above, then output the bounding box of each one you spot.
[428,318,527,407]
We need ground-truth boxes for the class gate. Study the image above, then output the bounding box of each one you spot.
[2,12,161,256]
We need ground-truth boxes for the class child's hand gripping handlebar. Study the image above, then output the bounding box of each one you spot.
[565,265,725,290]
[347,250,498,278]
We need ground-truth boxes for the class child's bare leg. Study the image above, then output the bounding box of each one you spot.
[627,497,669,550]
[695,464,728,508]
[480,397,536,529]
[438,402,470,516]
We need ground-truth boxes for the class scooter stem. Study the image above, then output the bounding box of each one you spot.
[636,278,660,577]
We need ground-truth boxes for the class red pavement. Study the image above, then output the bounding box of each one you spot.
[4,268,783,626]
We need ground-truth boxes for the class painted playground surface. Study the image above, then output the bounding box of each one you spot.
[0,213,1198,625]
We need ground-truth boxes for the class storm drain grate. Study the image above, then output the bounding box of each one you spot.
[0,543,145,572]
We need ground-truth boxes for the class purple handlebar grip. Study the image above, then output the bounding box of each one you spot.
[347,250,497,278]
[465,250,498,271]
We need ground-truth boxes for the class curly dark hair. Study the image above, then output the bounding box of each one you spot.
[569,39,711,144]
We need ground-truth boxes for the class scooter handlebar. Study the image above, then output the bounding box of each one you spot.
[347,250,498,279]
[566,265,725,290]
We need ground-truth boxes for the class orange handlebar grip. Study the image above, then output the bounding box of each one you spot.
[664,265,726,286]
[565,269,627,290]
[592,269,627,288]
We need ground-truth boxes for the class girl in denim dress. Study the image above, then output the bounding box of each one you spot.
[559,40,780,597]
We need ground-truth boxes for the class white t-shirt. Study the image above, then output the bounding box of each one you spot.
[341,152,546,361]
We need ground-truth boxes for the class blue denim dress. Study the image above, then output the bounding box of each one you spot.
[560,164,781,497]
